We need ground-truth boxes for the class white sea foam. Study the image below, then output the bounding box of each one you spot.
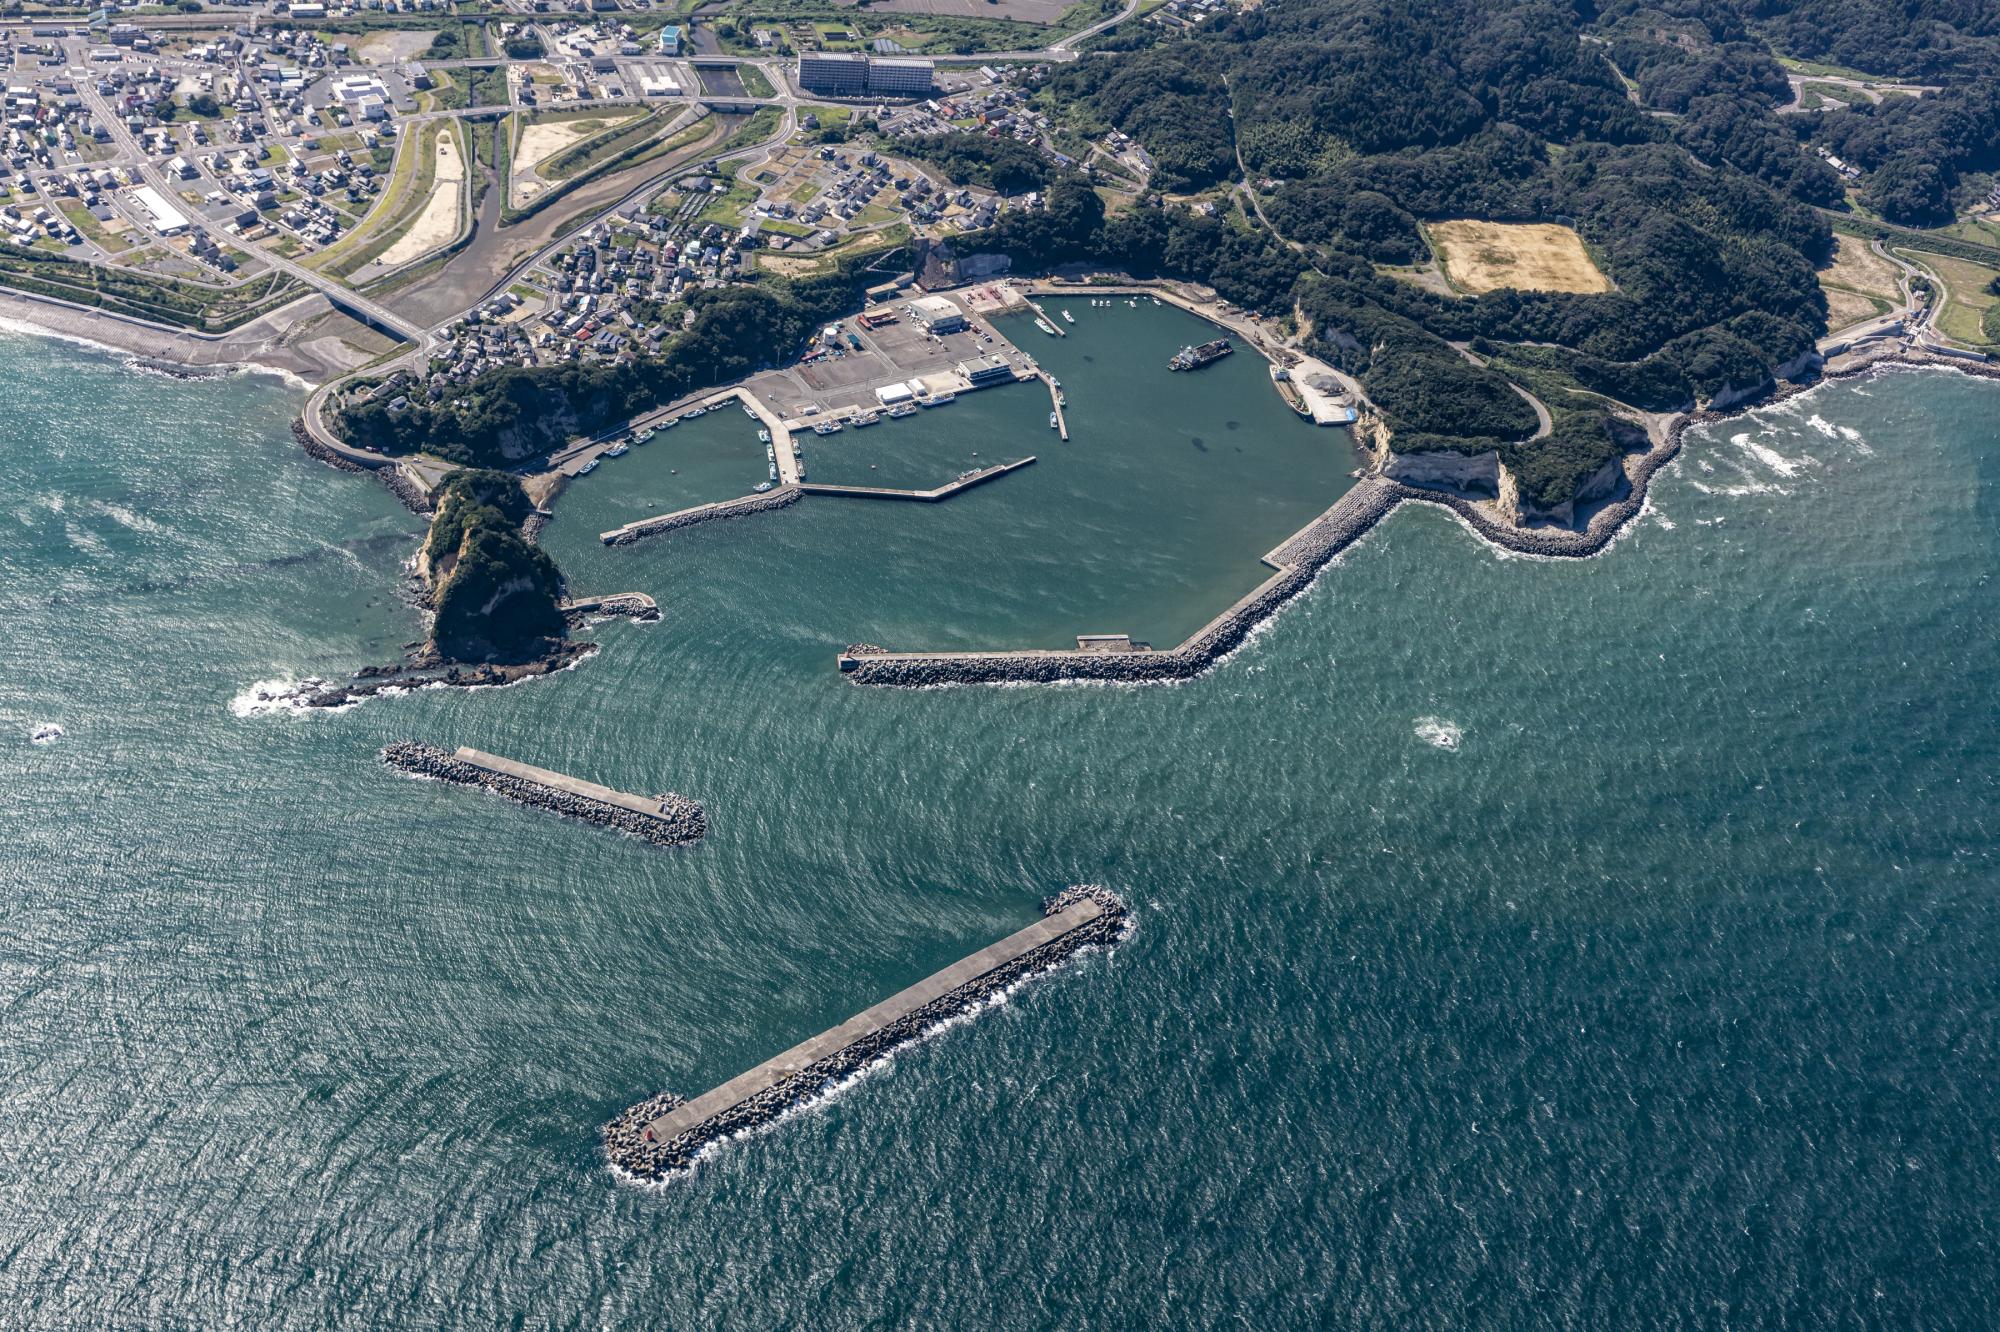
[229,677,330,717]
[1414,716,1463,751]
[93,501,164,535]
[1805,415,1840,439]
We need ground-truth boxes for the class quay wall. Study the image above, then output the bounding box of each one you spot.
[604,885,1130,1181]
[381,741,707,846]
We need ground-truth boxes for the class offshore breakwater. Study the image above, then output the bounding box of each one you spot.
[604,885,1130,1181]
[381,742,706,846]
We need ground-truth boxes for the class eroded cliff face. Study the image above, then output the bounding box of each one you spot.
[1382,447,1502,494]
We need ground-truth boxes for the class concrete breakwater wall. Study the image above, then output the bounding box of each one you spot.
[381,742,706,846]
[604,885,1130,1181]
[838,480,1402,686]
[836,424,1703,687]
[601,486,801,546]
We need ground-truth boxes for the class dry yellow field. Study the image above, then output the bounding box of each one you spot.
[1820,234,1903,303]
[1429,220,1612,294]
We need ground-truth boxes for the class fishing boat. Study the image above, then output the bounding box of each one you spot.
[742,403,758,418]
[1151,297,1162,306]
[577,459,599,475]
[769,463,779,481]
[888,403,917,418]
[1035,317,1059,336]
[853,411,880,427]
[685,406,707,418]
[659,415,680,428]
[1061,309,1074,324]
[757,429,771,443]
[635,428,654,443]
[604,443,629,458]
[1049,411,1059,429]
[929,390,956,405]
[811,420,841,436]
[754,480,776,493]
[30,723,63,745]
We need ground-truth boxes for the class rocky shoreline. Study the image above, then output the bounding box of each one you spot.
[380,740,707,846]
[603,885,1130,1181]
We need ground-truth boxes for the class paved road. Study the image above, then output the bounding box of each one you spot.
[81,83,429,345]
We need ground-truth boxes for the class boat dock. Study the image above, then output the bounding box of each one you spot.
[604,885,1130,1181]
[1041,373,1069,441]
[1025,297,1068,336]
[800,457,1035,501]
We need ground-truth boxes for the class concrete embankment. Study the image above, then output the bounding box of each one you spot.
[604,885,1130,1181]
[600,485,801,545]
[838,480,1402,686]
[800,457,1034,501]
[382,742,706,846]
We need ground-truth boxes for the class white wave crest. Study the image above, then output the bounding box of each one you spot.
[229,677,330,717]
[1414,716,1463,751]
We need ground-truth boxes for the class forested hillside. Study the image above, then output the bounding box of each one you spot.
[974,0,1997,507]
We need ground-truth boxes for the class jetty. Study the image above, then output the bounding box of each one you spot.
[1041,372,1069,441]
[604,885,1129,1180]
[800,457,1035,501]
[382,742,707,846]
[600,486,801,545]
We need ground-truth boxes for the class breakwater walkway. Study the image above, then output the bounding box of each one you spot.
[800,457,1035,501]
[604,885,1130,1180]
[837,423,1689,688]
[382,742,707,846]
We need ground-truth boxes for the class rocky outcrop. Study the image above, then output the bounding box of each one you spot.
[603,886,1130,1182]
[380,741,706,846]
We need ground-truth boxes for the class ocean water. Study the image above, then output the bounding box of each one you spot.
[1,317,1996,1328]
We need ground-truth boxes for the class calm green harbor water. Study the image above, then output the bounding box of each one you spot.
[2,315,1996,1328]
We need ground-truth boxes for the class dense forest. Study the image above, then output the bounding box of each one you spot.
[971,0,1996,504]
[336,252,899,465]
[423,471,566,663]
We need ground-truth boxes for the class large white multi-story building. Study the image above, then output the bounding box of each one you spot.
[796,53,933,98]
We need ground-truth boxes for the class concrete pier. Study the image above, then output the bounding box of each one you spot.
[382,742,707,846]
[603,885,1129,1180]
[1041,373,1069,441]
[799,457,1035,501]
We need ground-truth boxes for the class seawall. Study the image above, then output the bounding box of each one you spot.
[604,885,1130,1181]
[381,742,707,846]
[601,485,801,546]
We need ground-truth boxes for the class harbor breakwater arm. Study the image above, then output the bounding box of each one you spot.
[381,742,707,846]
[603,885,1130,1181]
[836,419,1696,689]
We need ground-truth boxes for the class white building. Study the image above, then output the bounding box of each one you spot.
[130,184,190,236]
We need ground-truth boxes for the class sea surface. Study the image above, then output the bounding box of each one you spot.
[1,310,1996,1329]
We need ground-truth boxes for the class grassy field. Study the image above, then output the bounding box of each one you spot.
[1427,219,1612,295]
[1900,248,2000,348]
[1817,233,1903,330]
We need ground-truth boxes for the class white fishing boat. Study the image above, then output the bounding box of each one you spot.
[577,459,599,475]
[1049,411,1059,429]
[604,443,629,458]
[1061,309,1074,324]
[30,723,63,745]
[758,429,771,443]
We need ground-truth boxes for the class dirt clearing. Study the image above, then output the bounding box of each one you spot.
[1428,220,1612,295]
[377,131,464,269]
